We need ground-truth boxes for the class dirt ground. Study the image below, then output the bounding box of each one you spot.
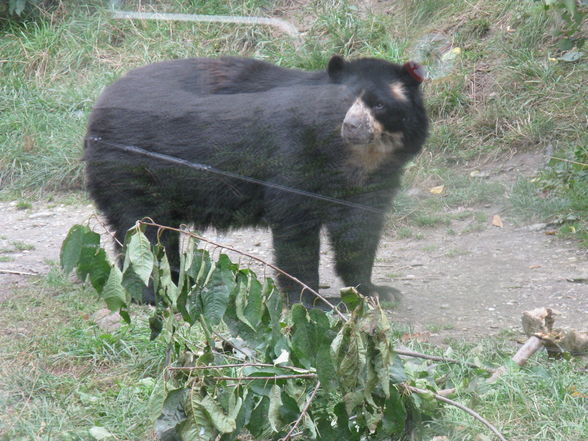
[1,156,586,342]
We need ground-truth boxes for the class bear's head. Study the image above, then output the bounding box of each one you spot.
[327,56,428,171]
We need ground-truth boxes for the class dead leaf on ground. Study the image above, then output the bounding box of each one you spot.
[430,185,445,194]
[491,214,503,228]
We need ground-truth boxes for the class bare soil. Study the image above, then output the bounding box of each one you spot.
[1,156,586,342]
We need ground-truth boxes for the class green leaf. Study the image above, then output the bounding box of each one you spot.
[234,389,254,434]
[149,310,164,340]
[102,265,127,311]
[201,255,235,326]
[381,386,406,435]
[235,274,256,331]
[316,343,338,391]
[291,304,313,368]
[334,403,360,441]
[177,234,197,294]
[246,396,271,439]
[156,388,188,441]
[60,225,88,275]
[278,391,300,426]
[127,229,154,285]
[340,286,362,311]
[122,266,147,303]
[78,247,111,293]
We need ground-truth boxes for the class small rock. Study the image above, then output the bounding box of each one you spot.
[91,308,122,333]
[28,212,55,219]
[526,223,548,232]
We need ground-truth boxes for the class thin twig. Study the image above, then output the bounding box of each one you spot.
[0,269,38,276]
[138,221,347,320]
[549,156,588,168]
[406,385,508,441]
[395,348,495,373]
[213,374,316,381]
[168,363,310,373]
[280,381,321,441]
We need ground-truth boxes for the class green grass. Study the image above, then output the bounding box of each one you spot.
[11,241,35,251]
[3,269,586,440]
[402,337,588,441]
[0,269,167,440]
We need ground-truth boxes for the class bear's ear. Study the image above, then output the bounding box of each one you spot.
[402,61,426,85]
[327,55,346,82]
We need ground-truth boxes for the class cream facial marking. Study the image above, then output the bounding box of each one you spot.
[346,131,405,175]
[389,82,408,102]
[341,97,383,145]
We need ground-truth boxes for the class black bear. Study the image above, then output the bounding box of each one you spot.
[84,55,428,307]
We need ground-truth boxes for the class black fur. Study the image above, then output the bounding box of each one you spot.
[85,56,428,307]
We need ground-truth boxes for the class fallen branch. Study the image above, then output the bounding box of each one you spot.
[0,269,38,276]
[406,385,508,441]
[395,348,495,373]
[168,363,310,373]
[213,374,316,381]
[487,336,544,383]
[489,307,588,383]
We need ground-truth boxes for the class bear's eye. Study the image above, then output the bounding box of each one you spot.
[372,103,385,111]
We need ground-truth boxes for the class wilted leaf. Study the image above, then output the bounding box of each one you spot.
[430,185,444,194]
[199,395,236,434]
[268,385,283,432]
[558,50,583,62]
[274,349,290,365]
[491,214,504,228]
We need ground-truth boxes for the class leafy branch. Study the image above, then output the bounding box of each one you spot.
[61,221,509,441]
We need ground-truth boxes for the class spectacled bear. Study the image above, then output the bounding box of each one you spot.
[84,55,428,308]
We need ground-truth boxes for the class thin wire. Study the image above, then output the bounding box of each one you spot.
[86,136,385,214]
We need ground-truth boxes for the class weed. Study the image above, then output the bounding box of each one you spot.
[16,200,32,210]
[426,323,456,332]
[11,241,35,251]
[397,227,415,239]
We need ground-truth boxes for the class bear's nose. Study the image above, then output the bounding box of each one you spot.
[343,119,359,130]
